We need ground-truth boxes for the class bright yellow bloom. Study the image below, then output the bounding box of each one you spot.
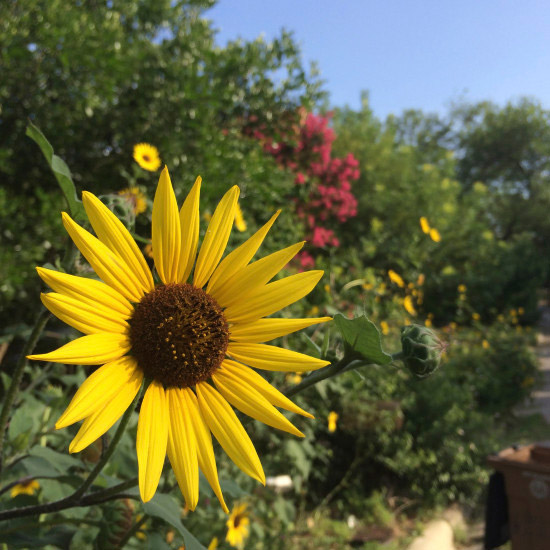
[403,295,417,316]
[425,318,432,327]
[482,340,490,349]
[208,537,219,550]
[457,284,467,293]
[286,373,303,385]
[226,504,250,548]
[419,217,430,234]
[429,228,441,243]
[118,187,147,215]
[380,321,389,335]
[133,143,161,172]
[388,269,405,288]
[327,411,339,433]
[234,203,247,232]
[472,312,481,321]
[416,274,425,286]
[28,167,331,512]
[10,479,40,497]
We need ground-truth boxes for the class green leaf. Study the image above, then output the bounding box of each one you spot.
[26,121,86,222]
[333,314,392,365]
[147,532,171,550]
[28,446,82,473]
[143,493,206,550]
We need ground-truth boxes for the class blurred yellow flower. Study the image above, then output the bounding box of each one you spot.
[286,373,303,385]
[472,312,481,321]
[208,537,219,550]
[482,340,490,349]
[380,321,389,335]
[234,203,247,232]
[425,318,432,327]
[10,479,40,497]
[417,274,425,286]
[118,187,147,215]
[203,211,212,223]
[403,295,417,316]
[324,284,330,293]
[388,269,405,288]
[422,163,434,172]
[362,282,374,290]
[226,504,250,548]
[328,411,339,433]
[143,243,154,259]
[419,217,430,234]
[166,530,175,544]
[509,309,517,317]
[450,322,457,330]
[407,282,415,289]
[133,143,161,172]
[429,228,441,242]
[309,305,320,316]
[497,314,505,323]
[518,307,525,315]
[457,284,467,293]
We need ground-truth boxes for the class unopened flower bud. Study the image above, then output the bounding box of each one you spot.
[400,324,444,377]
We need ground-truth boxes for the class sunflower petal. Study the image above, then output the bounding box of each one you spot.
[229,317,332,343]
[69,365,143,453]
[166,388,199,510]
[27,333,130,365]
[36,267,133,317]
[212,371,304,437]
[210,242,304,308]
[152,167,181,284]
[224,270,324,324]
[178,176,201,283]
[220,360,313,418]
[41,292,128,335]
[82,191,154,293]
[62,213,144,303]
[227,343,329,372]
[56,357,140,429]
[183,389,228,513]
[137,381,169,502]
[193,186,240,288]
[196,382,265,484]
[207,210,280,296]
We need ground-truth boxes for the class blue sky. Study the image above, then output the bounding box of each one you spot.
[206,0,550,119]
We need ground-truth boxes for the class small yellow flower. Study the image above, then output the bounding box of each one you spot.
[208,537,219,550]
[518,307,525,315]
[482,340,490,349]
[407,282,415,289]
[143,243,154,259]
[226,504,250,548]
[362,282,373,290]
[472,312,481,321]
[417,274,425,286]
[133,143,161,172]
[419,217,430,234]
[327,411,339,433]
[166,530,175,544]
[135,514,147,540]
[203,211,212,223]
[429,228,441,243]
[286,373,303,385]
[457,284,467,293]
[425,318,432,327]
[324,284,330,293]
[234,203,247,232]
[388,269,405,288]
[380,321,389,335]
[509,309,517,317]
[403,295,417,316]
[118,187,147,215]
[497,314,505,323]
[10,479,40,497]
[450,322,457,330]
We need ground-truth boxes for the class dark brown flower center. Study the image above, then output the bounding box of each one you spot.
[129,283,229,388]
[142,154,151,162]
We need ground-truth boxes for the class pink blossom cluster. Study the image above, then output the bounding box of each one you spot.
[247,111,359,265]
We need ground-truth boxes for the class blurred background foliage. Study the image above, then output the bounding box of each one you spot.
[1,0,549,548]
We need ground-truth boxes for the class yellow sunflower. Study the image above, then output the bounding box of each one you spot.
[10,479,40,497]
[28,167,330,512]
[118,187,147,215]
[133,143,161,172]
[226,503,250,548]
